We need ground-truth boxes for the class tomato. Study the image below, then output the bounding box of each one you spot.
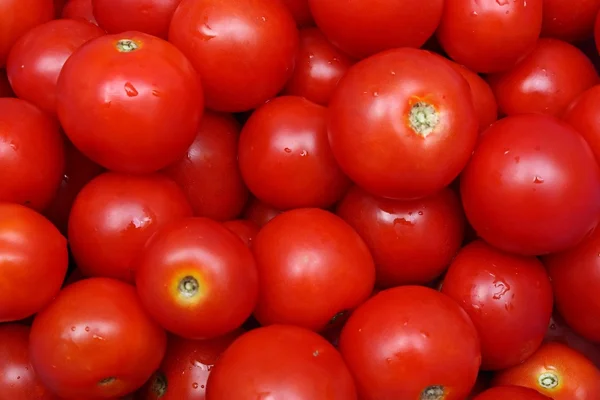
[252,208,375,331]
[92,0,182,39]
[0,98,65,211]
[243,197,282,227]
[238,96,350,210]
[563,85,600,162]
[206,325,358,400]
[164,111,248,221]
[0,0,54,67]
[545,312,600,368]
[473,386,551,400]
[488,38,598,117]
[339,286,481,400]
[135,217,258,339]
[542,0,600,42]
[222,220,260,248]
[6,19,105,115]
[336,186,465,287]
[56,32,203,173]
[281,0,313,27]
[460,114,600,255]
[29,278,167,399]
[328,48,478,200]
[62,0,97,25]
[68,172,192,282]
[493,342,600,400]
[283,28,354,106]
[0,68,14,97]
[0,324,56,399]
[308,0,443,59]
[168,0,299,112]
[436,0,543,73]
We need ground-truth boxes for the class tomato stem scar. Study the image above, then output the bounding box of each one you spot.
[116,39,139,52]
[409,102,439,137]
[98,377,116,386]
[178,276,199,297]
[420,385,445,400]
[151,372,168,397]
[538,372,559,389]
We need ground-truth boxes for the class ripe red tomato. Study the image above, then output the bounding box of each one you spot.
[337,186,465,287]
[441,240,553,370]
[252,208,375,331]
[473,386,551,400]
[206,325,358,400]
[29,278,167,399]
[339,286,481,400]
[281,0,313,27]
[56,32,203,173]
[488,38,598,117]
[563,85,600,162]
[239,96,350,210]
[545,312,600,368]
[168,0,299,112]
[542,0,600,42]
[243,197,282,227]
[308,0,443,59]
[68,172,193,282]
[460,114,600,255]
[135,217,259,339]
[328,48,478,200]
[436,0,543,73]
[493,342,600,400]
[62,0,97,25]
[164,111,248,221]
[0,68,14,97]
[222,219,260,248]
[0,99,65,211]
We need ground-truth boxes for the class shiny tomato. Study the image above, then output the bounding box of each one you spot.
[308,0,443,59]
[168,0,298,112]
[164,111,248,221]
[339,286,481,400]
[281,0,313,27]
[460,114,600,255]
[441,240,553,370]
[29,278,167,399]
[206,325,358,400]
[328,48,478,200]
[68,172,193,282]
[493,342,600,400]
[437,0,543,73]
[57,32,203,173]
[337,186,465,287]
[222,220,260,248]
[563,85,600,162]
[545,312,600,368]
[62,0,97,25]
[473,386,551,400]
[252,208,375,331]
[242,197,282,227]
[239,96,350,210]
[0,68,14,97]
[542,0,600,42]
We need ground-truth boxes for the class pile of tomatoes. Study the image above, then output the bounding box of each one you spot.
[3,0,600,399]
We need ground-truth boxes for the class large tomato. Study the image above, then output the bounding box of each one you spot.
[62,0,97,25]
[168,0,298,112]
[563,85,600,162]
[542,0,600,42]
[29,278,167,399]
[460,114,600,255]
[56,32,203,173]
[473,386,551,400]
[328,48,478,200]
[339,286,481,400]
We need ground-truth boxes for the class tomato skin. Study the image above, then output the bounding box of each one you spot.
[169,0,299,112]
[473,386,551,400]
[328,48,478,200]
[206,325,358,400]
[0,68,14,97]
[164,111,248,221]
[57,31,203,174]
[336,186,465,287]
[62,0,97,25]
[222,220,260,248]
[339,286,481,400]
[545,312,600,369]
[542,0,600,42]
[563,85,600,162]
[242,198,282,227]
[0,98,65,211]
[308,0,443,59]
[281,0,313,27]
[460,114,600,256]
[437,0,543,73]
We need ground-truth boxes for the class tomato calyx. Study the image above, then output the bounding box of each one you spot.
[420,385,445,400]
[116,39,139,53]
[150,371,167,397]
[538,371,559,389]
[178,276,200,298]
[408,102,439,137]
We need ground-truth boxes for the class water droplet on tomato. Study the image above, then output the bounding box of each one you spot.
[284,148,292,153]
[124,82,138,97]
[533,176,544,184]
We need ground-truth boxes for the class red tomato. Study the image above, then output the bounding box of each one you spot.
[441,240,553,370]
[92,0,181,39]
[0,324,57,399]
[164,111,248,221]
[493,342,600,400]
[308,0,443,59]
[460,114,600,255]
[68,172,193,282]
[29,278,167,399]
[7,19,105,115]
[243,197,282,227]
[336,186,465,287]
[328,48,478,200]
[135,217,259,339]
[252,208,375,331]
[545,312,600,368]
[563,85,600,162]
[206,325,358,400]
[473,386,551,400]
[0,98,65,211]
[56,32,203,173]
[222,220,260,248]
[281,0,313,27]
[62,0,97,25]
[339,286,481,400]
[168,0,299,112]
[0,0,54,67]
[542,0,600,42]
[437,0,543,73]
[0,68,14,97]
[283,27,354,106]
[238,96,350,210]
[488,38,598,117]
